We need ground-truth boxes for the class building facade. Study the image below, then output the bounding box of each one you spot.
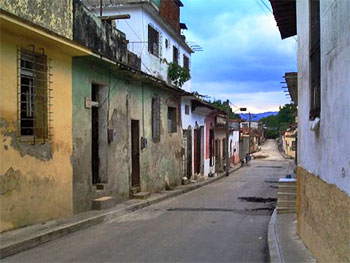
[271,0,350,261]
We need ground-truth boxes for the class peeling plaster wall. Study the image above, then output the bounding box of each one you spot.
[72,57,183,213]
[0,31,73,233]
[0,0,73,39]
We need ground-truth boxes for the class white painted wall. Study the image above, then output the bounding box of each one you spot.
[100,5,192,91]
[297,0,350,195]
[229,130,239,160]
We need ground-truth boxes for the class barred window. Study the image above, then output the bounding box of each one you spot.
[185,104,190,115]
[167,107,177,133]
[152,95,161,142]
[148,25,159,57]
[19,49,50,142]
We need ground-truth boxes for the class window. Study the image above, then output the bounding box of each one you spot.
[152,95,161,142]
[309,0,320,119]
[165,39,169,49]
[148,25,159,57]
[167,107,177,133]
[19,49,50,142]
[185,104,190,115]
[173,46,179,64]
[183,55,189,70]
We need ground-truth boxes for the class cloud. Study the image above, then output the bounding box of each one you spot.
[181,0,297,112]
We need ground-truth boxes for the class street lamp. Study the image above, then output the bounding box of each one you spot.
[225,100,246,176]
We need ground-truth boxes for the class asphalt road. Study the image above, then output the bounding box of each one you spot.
[4,140,293,263]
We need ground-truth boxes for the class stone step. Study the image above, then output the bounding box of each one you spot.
[132,192,151,200]
[92,196,115,210]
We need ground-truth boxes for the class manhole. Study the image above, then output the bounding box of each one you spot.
[238,197,277,203]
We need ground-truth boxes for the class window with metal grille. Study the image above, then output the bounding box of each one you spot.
[152,95,161,142]
[309,0,320,119]
[183,55,189,70]
[148,25,159,57]
[19,49,51,143]
[173,46,179,64]
[167,107,177,133]
[185,104,189,115]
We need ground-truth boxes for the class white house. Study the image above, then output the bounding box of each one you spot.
[270,0,350,261]
[85,0,192,91]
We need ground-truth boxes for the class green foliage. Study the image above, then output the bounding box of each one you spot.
[168,63,191,87]
[209,100,241,119]
[260,103,297,139]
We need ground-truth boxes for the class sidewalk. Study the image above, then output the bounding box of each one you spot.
[268,209,316,263]
[0,165,241,259]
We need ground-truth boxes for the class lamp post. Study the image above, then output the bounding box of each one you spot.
[225,100,246,176]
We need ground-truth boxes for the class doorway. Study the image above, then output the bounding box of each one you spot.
[194,128,201,174]
[131,120,140,188]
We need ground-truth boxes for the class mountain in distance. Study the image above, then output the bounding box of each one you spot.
[239,111,278,121]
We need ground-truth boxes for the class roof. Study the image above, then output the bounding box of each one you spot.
[269,0,297,39]
[285,72,298,105]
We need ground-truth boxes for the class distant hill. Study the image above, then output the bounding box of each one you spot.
[239,111,278,121]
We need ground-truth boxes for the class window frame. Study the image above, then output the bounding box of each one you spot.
[18,48,50,143]
[309,0,321,120]
[173,46,179,65]
[148,24,160,57]
[183,54,189,70]
[167,106,177,133]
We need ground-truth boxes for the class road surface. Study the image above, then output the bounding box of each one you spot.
[4,140,293,263]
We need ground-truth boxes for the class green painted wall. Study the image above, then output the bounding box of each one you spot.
[72,56,183,213]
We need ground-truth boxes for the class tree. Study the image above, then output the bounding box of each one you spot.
[210,100,241,119]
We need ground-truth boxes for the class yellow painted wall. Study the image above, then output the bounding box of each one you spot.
[0,29,73,232]
[297,166,350,262]
[284,136,296,158]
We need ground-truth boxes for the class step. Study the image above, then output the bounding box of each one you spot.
[132,192,151,200]
[182,177,190,185]
[277,192,296,201]
[92,196,115,210]
[278,185,297,193]
[277,200,296,208]
[277,207,296,214]
[131,186,141,195]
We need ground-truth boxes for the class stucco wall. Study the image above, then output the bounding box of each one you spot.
[0,30,73,232]
[0,0,73,39]
[297,0,350,195]
[297,167,350,262]
[72,56,183,213]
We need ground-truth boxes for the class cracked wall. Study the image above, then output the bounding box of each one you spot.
[0,0,73,39]
[72,56,183,213]
[0,29,73,233]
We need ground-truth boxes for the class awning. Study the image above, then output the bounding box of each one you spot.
[269,0,297,39]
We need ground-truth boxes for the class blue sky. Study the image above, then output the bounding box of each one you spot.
[180,0,297,113]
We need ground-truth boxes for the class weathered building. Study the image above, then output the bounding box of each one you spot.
[72,0,184,212]
[0,2,91,232]
[271,0,350,261]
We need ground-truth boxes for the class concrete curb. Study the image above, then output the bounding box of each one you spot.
[267,208,283,263]
[0,165,241,259]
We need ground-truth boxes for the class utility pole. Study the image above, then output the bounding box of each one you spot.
[248,112,251,155]
[225,100,230,176]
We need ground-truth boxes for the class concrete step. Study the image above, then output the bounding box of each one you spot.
[277,192,296,201]
[277,207,296,214]
[130,186,141,195]
[92,196,115,210]
[132,192,151,200]
[277,200,296,208]
[278,185,297,193]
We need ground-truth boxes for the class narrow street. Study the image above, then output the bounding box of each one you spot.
[4,140,293,263]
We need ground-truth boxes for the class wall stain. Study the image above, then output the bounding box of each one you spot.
[0,167,21,195]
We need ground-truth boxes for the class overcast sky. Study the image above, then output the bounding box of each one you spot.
[181,0,297,113]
